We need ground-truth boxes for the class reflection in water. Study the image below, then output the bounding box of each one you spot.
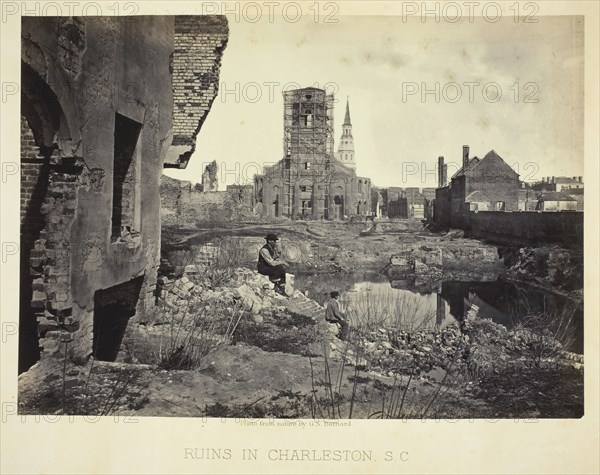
[344,281,451,332]
[293,272,583,354]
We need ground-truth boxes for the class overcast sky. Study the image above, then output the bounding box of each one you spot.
[165,15,584,189]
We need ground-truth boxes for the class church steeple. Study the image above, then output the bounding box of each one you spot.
[337,96,355,170]
[343,98,352,126]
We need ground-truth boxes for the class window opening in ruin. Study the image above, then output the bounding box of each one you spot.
[305,162,311,170]
[495,201,506,211]
[292,103,300,126]
[93,276,143,361]
[301,108,313,127]
[301,200,312,215]
[112,113,142,241]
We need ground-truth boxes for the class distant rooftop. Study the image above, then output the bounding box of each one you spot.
[553,177,583,184]
[541,191,577,201]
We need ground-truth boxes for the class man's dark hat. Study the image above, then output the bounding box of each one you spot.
[330,291,340,298]
[265,233,279,241]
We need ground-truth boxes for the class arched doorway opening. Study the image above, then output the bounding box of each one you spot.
[19,61,72,373]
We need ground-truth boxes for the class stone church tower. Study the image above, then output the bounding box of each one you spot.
[337,98,355,169]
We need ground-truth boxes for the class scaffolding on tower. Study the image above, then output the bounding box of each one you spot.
[281,87,335,217]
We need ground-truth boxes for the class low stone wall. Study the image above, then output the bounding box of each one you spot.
[160,175,256,225]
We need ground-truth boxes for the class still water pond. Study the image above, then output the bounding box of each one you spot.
[293,272,583,354]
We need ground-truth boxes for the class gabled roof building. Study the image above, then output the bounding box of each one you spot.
[434,146,521,228]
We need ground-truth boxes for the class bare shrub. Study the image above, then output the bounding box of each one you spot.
[509,292,579,368]
[342,284,436,334]
[191,237,250,288]
[125,300,246,370]
[513,309,575,368]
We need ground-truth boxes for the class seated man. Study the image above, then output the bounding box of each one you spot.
[325,291,350,341]
[257,233,289,296]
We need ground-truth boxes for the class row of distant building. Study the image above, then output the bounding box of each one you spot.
[219,86,582,222]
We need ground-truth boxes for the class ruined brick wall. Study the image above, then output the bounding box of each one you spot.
[202,160,219,192]
[166,16,229,169]
[449,176,468,228]
[180,190,233,223]
[159,175,184,225]
[160,176,257,225]
[467,211,583,247]
[21,17,175,367]
[20,116,49,371]
[20,116,48,230]
[433,187,451,227]
[20,16,230,371]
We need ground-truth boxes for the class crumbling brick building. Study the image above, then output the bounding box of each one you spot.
[20,16,228,372]
[254,88,372,220]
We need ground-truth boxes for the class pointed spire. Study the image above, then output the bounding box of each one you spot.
[343,96,352,126]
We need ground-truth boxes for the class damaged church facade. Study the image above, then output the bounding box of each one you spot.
[254,88,372,220]
[19,16,228,372]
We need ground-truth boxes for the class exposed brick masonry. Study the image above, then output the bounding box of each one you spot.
[20,116,48,228]
[167,16,229,168]
[35,163,88,357]
[20,115,50,369]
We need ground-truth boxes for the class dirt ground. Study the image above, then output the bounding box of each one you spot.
[18,340,583,419]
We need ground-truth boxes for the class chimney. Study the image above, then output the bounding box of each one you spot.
[578,176,583,183]
[438,156,445,187]
[572,176,577,181]
[462,145,469,170]
[551,176,555,184]
[542,177,546,183]
[443,164,448,187]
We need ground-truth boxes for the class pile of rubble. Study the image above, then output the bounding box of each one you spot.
[503,245,583,294]
[327,309,580,379]
[156,266,293,320]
